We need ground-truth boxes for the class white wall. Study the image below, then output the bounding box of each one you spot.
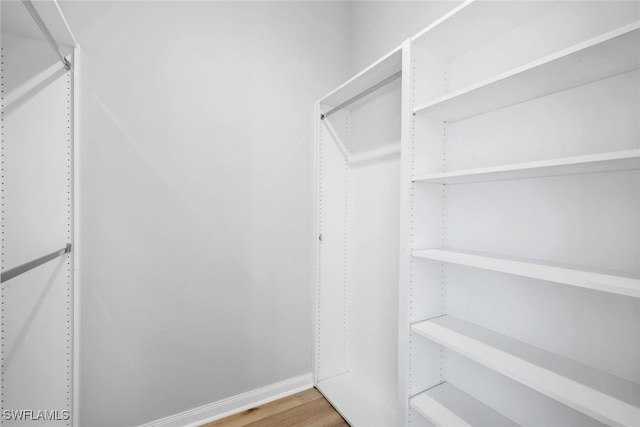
[58,2,350,426]
[349,1,462,73]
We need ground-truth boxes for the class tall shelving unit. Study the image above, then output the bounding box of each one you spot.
[314,47,404,426]
[316,1,640,425]
[400,1,640,426]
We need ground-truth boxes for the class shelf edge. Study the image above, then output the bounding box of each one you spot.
[412,149,640,184]
[411,249,640,298]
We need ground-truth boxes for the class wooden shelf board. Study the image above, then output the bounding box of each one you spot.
[414,23,640,122]
[412,248,640,298]
[318,46,402,111]
[413,149,640,184]
[412,316,640,426]
[316,373,396,426]
[411,382,519,427]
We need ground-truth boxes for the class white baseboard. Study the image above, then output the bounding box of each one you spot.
[138,373,313,427]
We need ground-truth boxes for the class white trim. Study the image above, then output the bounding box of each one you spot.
[138,373,313,427]
[71,46,81,427]
[312,101,320,385]
[397,38,413,427]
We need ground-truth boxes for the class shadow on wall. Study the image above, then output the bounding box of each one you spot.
[3,259,66,369]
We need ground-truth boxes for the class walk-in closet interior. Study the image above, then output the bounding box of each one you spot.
[1,0,639,426]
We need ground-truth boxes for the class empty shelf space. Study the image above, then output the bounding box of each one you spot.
[411,1,556,60]
[413,22,640,122]
[412,248,640,298]
[411,316,640,426]
[411,382,519,427]
[317,373,397,427]
[413,149,640,184]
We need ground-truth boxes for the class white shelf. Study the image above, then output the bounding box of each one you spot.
[413,23,640,122]
[412,316,640,426]
[412,249,640,298]
[318,45,402,111]
[411,382,519,427]
[413,149,640,184]
[317,373,397,427]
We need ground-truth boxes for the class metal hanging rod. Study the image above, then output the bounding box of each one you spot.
[21,0,71,70]
[320,71,402,120]
[1,244,72,283]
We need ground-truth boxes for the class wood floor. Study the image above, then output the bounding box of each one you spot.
[201,388,348,427]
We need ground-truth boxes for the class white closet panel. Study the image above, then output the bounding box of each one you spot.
[1,1,76,425]
[315,47,402,426]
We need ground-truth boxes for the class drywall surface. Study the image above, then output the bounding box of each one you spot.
[58,2,350,426]
[349,1,462,73]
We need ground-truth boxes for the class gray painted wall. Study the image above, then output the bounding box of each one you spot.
[59,2,350,425]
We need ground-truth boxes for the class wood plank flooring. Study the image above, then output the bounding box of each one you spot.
[201,388,348,427]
